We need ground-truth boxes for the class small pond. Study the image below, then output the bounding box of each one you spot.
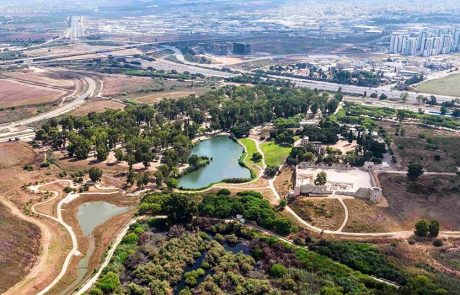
[76,201,131,236]
[178,136,251,189]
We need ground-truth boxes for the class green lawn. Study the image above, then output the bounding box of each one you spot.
[416,73,460,97]
[240,138,263,166]
[260,141,292,167]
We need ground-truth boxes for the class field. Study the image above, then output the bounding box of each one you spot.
[0,79,66,108]
[380,173,460,230]
[416,73,460,96]
[394,136,460,172]
[260,141,292,166]
[133,87,210,104]
[0,203,41,293]
[343,199,404,233]
[71,99,125,116]
[3,68,76,89]
[290,197,345,230]
[0,142,37,169]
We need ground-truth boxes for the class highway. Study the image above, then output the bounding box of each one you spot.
[0,73,97,142]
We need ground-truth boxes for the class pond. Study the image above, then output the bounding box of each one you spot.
[178,136,251,189]
[76,201,131,236]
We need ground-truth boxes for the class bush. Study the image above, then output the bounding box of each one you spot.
[89,167,103,182]
[269,263,288,278]
[96,272,120,293]
[414,220,429,237]
[434,154,441,161]
[432,239,443,247]
[217,188,231,196]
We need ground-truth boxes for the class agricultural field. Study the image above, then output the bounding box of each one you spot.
[416,73,460,96]
[260,141,292,166]
[380,173,460,230]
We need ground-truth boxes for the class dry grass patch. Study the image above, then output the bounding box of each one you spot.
[290,198,345,231]
[344,198,403,233]
[71,99,125,116]
[0,79,66,108]
[0,142,37,169]
[380,173,460,230]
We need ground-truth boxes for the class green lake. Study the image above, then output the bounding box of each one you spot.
[178,136,251,189]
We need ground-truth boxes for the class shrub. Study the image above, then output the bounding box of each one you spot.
[217,188,231,196]
[122,233,139,245]
[432,239,443,247]
[434,154,441,161]
[269,263,288,278]
[96,272,120,293]
[89,167,103,182]
[414,220,429,237]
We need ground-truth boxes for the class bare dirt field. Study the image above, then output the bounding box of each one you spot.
[273,166,294,198]
[0,142,37,169]
[0,79,66,108]
[71,99,125,116]
[380,173,460,230]
[101,75,204,98]
[3,68,76,89]
[343,198,404,233]
[0,143,73,294]
[290,197,345,231]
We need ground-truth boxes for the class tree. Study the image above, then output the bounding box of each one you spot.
[314,171,327,185]
[166,178,178,190]
[397,110,406,122]
[89,167,103,182]
[347,130,353,144]
[251,152,262,162]
[114,148,124,162]
[429,220,440,237]
[440,106,448,115]
[264,165,279,178]
[407,162,424,180]
[162,194,197,224]
[379,93,388,100]
[414,220,429,237]
[429,95,437,105]
[96,144,109,161]
[453,109,460,118]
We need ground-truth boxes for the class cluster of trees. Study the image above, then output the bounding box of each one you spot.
[138,191,297,236]
[309,240,406,285]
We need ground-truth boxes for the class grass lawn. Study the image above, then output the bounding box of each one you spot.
[416,73,460,96]
[240,138,262,166]
[260,141,292,167]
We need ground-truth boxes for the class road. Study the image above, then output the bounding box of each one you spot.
[65,16,86,40]
[0,72,97,142]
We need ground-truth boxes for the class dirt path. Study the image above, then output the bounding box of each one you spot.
[28,180,80,295]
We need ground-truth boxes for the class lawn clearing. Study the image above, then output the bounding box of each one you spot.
[416,73,460,97]
[240,138,262,166]
[260,141,292,166]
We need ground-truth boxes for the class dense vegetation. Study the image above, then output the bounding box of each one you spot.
[91,218,399,295]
